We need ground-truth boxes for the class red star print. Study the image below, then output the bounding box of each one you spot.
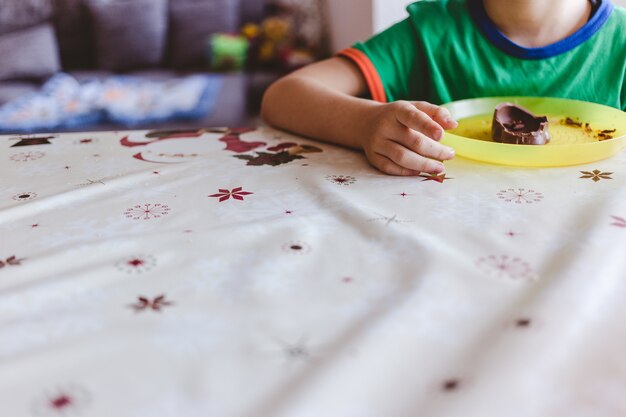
[50,395,72,409]
[209,187,253,202]
[130,295,173,312]
[419,173,453,183]
[127,258,144,267]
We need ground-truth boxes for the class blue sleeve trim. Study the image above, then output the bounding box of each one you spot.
[468,0,614,60]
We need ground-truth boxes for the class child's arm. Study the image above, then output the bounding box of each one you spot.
[261,57,457,175]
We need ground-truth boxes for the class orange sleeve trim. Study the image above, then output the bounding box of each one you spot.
[338,47,387,103]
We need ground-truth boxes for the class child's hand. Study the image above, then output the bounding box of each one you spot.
[362,101,458,175]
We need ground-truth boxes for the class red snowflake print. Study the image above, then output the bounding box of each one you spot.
[0,255,25,268]
[129,295,173,312]
[476,254,536,280]
[124,203,171,220]
[611,216,626,228]
[497,188,544,204]
[325,175,356,186]
[32,384,91,417]
[115,255,157,274]
[12,191,38,201]
[419,172,453,183]
[282,241,312,254]
[580,169,613,182]
[10,151,45,162]
[209,187,253,202]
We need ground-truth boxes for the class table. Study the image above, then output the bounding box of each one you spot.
[2,127,626,417]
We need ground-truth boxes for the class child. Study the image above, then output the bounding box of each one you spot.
[261,0,626,175]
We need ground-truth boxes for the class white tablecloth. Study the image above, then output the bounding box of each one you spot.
[1,127,626,417]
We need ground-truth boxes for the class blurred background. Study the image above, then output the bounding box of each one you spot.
[0,0,623,134]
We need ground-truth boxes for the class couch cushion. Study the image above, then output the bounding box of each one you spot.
[87,0,168,71]
[240,0,265,25]
[0,24,60,81]
[0,0,54,35]
[0,81,40,106]
[168,0,241,69]
[53,0,94,69]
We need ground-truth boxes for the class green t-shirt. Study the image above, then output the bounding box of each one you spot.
[342,0,626,110]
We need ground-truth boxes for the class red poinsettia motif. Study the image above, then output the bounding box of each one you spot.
[0,255,24,268]
[209,187,253,202]
[611,216,626,228]
[129,295,173,312]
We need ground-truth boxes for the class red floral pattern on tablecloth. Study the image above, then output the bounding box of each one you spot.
[12,192,38,201]
[31,384,91,417]
[10,151,45,162]
[326,175,356,185]
[115,255,157,273]
[476,254,536,280]
[129,295,173,312]
[124,204,170,220]
[0,255,24,268]
[497,188,544,204]
[209,187,253,202]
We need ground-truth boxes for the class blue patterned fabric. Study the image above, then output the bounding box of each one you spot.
[0,73,223,132]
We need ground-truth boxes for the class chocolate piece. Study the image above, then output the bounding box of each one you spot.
[492,103,550,145]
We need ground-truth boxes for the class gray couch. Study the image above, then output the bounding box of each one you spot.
[0,0,269,133]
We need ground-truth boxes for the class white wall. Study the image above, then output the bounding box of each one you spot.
[373,0,413,33]
[615,0,626,7]
[325,0,373,52]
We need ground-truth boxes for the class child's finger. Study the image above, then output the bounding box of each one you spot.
[378,140,446,174]
[394,101,445,141]
[367,152,422,176]
[392,127,455,162]
[411,101,458,129]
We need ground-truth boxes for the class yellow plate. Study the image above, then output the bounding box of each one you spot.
[441,96,626,167]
